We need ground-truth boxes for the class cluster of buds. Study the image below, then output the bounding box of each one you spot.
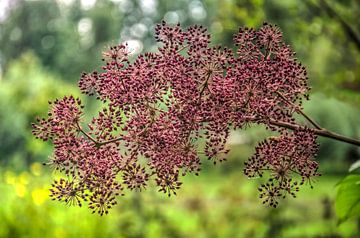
[32,21,320,214]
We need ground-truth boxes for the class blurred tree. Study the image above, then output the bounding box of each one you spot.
[0,0,123,81]
[0,0,223,80]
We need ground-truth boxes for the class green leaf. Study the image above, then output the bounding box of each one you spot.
[335,175,360,224]
[349,160,360,172]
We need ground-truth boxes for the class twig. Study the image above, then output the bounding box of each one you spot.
[177,45,189,53]
[75,121,99,144]
[276,92,322,130]
[76,121,123,147]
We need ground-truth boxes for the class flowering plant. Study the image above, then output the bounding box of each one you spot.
[32,21,360,215]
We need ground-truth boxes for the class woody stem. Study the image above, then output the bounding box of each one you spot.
[268,119,360,146]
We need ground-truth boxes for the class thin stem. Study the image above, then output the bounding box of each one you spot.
[268,119,360,146]
[297,110,322,130]
[198,73,212,100]
[97,136,123,146]
[76,121,123,147]
[177,45,189,53]
[264,41,271,60]
[276,92,322,130]
[75,121,99,144]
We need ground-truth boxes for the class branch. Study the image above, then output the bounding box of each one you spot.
[198,73,211,100]
[97,137,123,146]
[268,119,360,146]
[271,93,360,146]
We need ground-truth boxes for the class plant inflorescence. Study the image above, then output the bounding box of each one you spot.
[32,21,359,215]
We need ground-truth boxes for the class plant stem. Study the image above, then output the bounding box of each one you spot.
[75,121,99,144]
[96,137,123,146]
[276,92,322,130]
[177,45,189,53]
[269,119,360,146]
[76,121,123,147]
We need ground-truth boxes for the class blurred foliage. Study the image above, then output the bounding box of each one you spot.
[0,0,123,81]
[0,52,79,169]
[1,0,359,102]
[0,0,216,81]
[0,163,359,238]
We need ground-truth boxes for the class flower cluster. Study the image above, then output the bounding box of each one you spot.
[244,128,320,207]
[32,21,320,214]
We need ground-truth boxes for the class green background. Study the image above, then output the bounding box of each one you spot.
[0,0,359,237]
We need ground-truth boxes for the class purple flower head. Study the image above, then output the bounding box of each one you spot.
[244,128,320,207]
[33,21,320,214]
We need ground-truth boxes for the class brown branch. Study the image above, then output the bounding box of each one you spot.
[268,119,360,146]
[297,109,322,130]
[198,73,211,100]
[271,93,359,146]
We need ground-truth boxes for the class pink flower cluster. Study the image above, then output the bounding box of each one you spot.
[244,128,319,207]
[32,21,319,214]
